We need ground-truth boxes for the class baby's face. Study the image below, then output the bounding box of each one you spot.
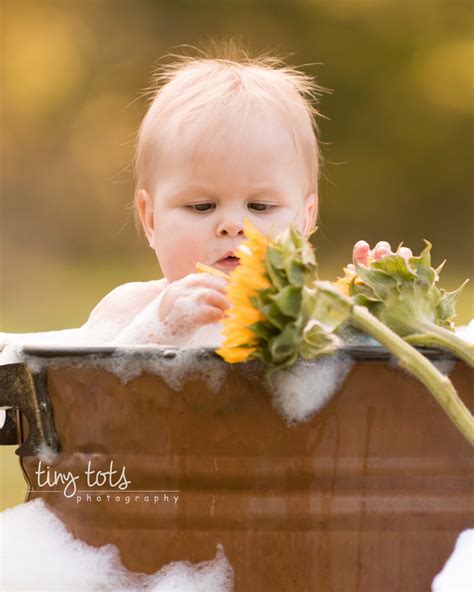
[138,110,317,281]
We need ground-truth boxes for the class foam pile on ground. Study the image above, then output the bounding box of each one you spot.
[431,529,474,591]
[0,499,234,591]
[265,353,354,425]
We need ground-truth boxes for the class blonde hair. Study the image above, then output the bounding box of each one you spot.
[133,42,326,224]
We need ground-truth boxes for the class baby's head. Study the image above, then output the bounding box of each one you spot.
[134,46,324,281]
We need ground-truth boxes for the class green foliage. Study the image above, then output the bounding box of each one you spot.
[350,241,468,336]
[250,227,339,369]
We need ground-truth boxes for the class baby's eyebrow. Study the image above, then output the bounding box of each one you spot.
[248,188,279,199]
[247,187,286,203]
[173,185,280,197]
[167,185,213,200]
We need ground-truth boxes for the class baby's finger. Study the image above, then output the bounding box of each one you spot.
[195,289,230,311]
[398,246,413,263]
[194,304,226,325]
[162,303,224,335]
[180,273,228,293]
[353,240,370,265]
[373,241,392,261]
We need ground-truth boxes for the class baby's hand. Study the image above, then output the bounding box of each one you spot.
[158,273,229,333]
[352,240,413,266]
[112,273,229,346]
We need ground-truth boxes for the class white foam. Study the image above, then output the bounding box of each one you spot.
[336,322,380,346]
[0,327,103,348]
[144,545,234,591]
[432,359,456,376]
[188,323,225,349]
[0,291,228,394]
[0,499,234,591]
[112,291,225,348]
[265,353,354,425]
[431,529,474,591]
[0,328,104,367]
[36,441,58,464]
[456,319,474,344]
[17,347,228,393]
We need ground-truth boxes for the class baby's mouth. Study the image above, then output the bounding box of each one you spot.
[215,252,240,271]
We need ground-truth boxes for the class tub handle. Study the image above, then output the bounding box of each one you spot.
[0,364,59,456]
[0,408,19,445]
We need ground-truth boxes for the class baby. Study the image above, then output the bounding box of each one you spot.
[82,50,412,347]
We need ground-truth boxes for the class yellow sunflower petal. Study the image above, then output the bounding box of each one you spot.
[195,262,230,279]
[216,220,275,363]
[216,345,256,363]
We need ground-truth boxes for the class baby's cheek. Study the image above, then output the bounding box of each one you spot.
[156,233,207,282]
[257,208,305,238]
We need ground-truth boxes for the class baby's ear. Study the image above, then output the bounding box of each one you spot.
[303,193,318,236]
[136,189,155,248]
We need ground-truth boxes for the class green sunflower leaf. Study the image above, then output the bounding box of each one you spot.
[270,285,303,318]
[269,323,300,362]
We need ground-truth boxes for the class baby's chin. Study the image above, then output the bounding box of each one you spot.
[213,258,240,273]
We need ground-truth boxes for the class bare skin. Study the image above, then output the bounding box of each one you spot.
[84,109,411,346]
[353,240,413,265]
[86,109,317,345]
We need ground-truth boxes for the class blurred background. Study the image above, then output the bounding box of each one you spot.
[1,0,473,510]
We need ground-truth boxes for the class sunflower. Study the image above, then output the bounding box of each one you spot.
[216,221,272,363]
[334,255,374,296]
[195,226,474,445]
[196,221,272,363]
[198,221,339,368]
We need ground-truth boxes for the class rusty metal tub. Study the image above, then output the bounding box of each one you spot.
[0,345,473,591]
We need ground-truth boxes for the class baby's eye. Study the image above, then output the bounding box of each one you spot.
[248,202,274,212]
[188,203,215,212]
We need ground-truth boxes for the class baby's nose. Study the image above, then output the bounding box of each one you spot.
[216,220,244,237]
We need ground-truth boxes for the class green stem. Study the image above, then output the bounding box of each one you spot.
[350,305,474,446]
[405,324,474,368]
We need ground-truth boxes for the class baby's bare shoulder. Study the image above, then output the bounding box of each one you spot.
[86,279,168,327]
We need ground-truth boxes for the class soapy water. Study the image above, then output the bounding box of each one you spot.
[112,292,226,349]
[382,321,474,378]
[1,493,469,591]
[0,499,234,592]
[17,348,229,393]
[0,500,469,592]
[36,441,59,464]
[338,321,469,378]
[455,319,474,344]
[0,332,228,394]
[431,359,456,375]
[265,353,354,426]
[431,529,474,591]
[2,345,354,429]
[1,318,473,432]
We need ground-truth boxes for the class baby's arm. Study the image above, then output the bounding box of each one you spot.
[112,273,229,346]
[82,280,168,342]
